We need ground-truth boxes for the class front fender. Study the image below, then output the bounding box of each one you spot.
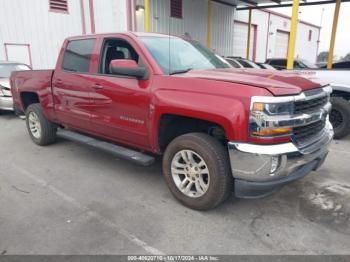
[149,89,250,152]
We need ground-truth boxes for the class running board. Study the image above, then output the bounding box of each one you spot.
[57,129,155,166]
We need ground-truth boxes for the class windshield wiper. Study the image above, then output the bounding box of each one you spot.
[169,68,193,75]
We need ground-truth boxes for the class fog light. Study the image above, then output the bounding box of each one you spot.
[270,156,280,174]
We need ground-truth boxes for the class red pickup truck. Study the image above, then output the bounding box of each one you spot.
[11,32,333,210]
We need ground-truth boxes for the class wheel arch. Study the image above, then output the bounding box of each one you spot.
[155,113,233,153]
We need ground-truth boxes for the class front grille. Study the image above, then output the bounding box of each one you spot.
[294,95,328,114]
[293,120,326,146]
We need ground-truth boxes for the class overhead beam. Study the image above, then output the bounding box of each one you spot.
[327,0,341,69]
[286,0,299,69]
[212,0,236,7]
[237,0,350,10]
[238,0,258,6]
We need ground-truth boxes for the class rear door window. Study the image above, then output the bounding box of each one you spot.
[62,39,96,73]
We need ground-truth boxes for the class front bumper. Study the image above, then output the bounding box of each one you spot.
[228,121,333,198]
[0,96,14,111]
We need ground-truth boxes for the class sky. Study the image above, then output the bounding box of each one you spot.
[266,2,350,59]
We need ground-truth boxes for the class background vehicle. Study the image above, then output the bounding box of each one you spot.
[266,58,350,138]
[11,33,333,210]
[226,57,275,70]
[320,61,350,69]
[265,58,318,70]
[0,61,31,113]
[225,56,260,69]
[256,62,276,70]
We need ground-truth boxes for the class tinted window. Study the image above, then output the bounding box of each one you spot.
[226,59,241,68]
[333,61,350,69]
[237,59,254,68]
[62,39,95,72]
[99,38,144,74]
[270,59,286,66]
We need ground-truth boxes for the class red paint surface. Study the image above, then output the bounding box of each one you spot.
[10,33,322,153]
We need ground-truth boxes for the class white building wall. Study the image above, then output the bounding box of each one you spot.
[235,9,320,63]
[136,0,235,56]
[0,0,84,69]
[93,0,127,33]
[295,23,320,63]
[234,10,269,62]
[211,1,235,56]
[147,0,208,44]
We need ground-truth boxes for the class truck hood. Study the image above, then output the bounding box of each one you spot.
[182,68,321,96]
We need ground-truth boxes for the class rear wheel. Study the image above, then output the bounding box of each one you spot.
[26,103,57,145]
[162,133,233,210]
[330,97,350,139]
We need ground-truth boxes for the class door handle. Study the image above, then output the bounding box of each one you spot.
[92,84,104,90]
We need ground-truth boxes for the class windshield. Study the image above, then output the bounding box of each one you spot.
[139,36,231,74]
[299,59,318,69]
[0,63,30,78]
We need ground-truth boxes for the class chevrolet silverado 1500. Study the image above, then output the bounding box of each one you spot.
[10,33,333,210]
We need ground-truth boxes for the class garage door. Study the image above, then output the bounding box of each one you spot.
[274,30,289,58]
[232,21,256,61]
[4,44,32,66]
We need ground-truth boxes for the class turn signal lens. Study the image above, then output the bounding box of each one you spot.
[252,102,265,112]
[252,127,292,137]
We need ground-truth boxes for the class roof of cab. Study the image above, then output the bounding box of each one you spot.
[66,31,179,41]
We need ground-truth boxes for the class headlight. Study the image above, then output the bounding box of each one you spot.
[252,101,294,115]
[250,100,294,137]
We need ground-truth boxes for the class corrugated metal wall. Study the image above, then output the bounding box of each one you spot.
[211,1,235,56]
[135,0,235,56]
[93,0,127,33]
[0,0,84,69]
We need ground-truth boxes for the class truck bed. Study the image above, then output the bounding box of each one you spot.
[10,69,55,115]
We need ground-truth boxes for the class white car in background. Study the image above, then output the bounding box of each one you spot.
[225,56,275,70]
[0,61,31,113]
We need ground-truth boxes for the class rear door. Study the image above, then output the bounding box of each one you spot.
[52,38,96,131]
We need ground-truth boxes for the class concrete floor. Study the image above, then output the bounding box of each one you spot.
[0,112,350,255]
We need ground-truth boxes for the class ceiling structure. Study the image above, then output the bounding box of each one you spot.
[212,0,350,10]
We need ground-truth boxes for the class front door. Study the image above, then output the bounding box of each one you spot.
[89,37,151,149]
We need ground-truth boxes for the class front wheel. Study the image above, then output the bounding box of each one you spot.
[162,133,233,210]
[26,103,57,146]
[330,97,350,139]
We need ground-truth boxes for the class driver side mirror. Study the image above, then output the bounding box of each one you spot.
[109,59,147,79]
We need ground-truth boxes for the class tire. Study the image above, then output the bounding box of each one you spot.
[330,97,350,139]
[25,103,57,145]
[163,133,233,210]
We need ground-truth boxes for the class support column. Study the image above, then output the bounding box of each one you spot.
[246,9,252,59]
[144,0,150,32]
[327,0,341,69]
[286,0,299,70]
